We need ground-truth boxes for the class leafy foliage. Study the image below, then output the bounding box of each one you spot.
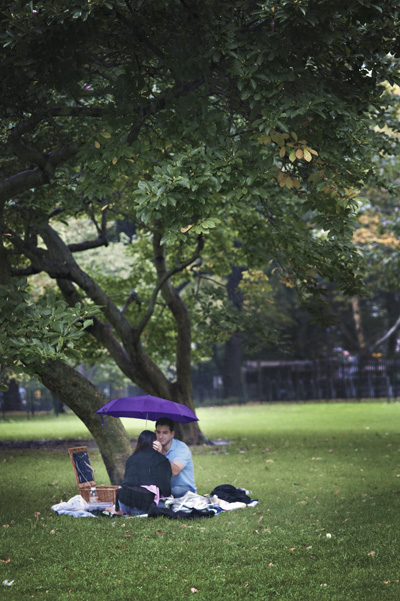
[0,278,98,381]
[0,0,399,411]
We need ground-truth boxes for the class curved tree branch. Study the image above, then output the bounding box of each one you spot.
[0,143,80,203]
[372,314,400,351]
[135,233,204,339]
[56,278,146,386]
[150,231,204,401]
[121,289,142,315]
[0,170,51,204]
[56,278,172,397]
[67,200,109,252]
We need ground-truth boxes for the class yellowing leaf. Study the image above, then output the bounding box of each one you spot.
[100,131,111,138]
[285,176,301,190]
[94,141,101,149]
[112,157,118,165]
[257,134,271,145]
[303,148,312,162]
[291,131,298,141]
[289,150,297,162]
[271,132,288,146]
[296,148,304,160]
[279,146,286,158]
[277,172,287,187]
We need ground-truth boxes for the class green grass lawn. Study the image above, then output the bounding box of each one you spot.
[1,402,400,601]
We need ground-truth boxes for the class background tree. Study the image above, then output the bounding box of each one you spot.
[1,1,399,481]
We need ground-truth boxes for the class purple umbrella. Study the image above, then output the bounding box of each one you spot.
[96,395,198,424]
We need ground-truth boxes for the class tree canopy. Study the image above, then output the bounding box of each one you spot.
[1,0,399,480]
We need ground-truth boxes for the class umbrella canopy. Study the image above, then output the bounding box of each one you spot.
[96,395,198,424]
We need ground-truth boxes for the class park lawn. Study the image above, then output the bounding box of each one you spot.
[0,402,400,601]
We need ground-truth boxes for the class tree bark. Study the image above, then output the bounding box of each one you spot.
[36,359,133,484]
[222,262,244,398]
[153,231,204,444]
[351,297,368,358]
[223,333,243,398]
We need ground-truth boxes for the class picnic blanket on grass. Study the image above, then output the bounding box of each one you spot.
[51,485,258,519]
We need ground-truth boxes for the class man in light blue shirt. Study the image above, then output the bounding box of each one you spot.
[153,417,196,497]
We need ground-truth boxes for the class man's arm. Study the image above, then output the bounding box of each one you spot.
[152,441,188,476]
[170,461,184,476]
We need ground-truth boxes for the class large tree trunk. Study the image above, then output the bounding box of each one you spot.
[222,262,244,398]
[351,297,368,357]
[223,333,243,399]
[36,359,132,484]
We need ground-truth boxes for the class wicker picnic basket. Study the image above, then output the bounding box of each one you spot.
[68,446,119,504]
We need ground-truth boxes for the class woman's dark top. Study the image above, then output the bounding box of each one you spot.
[116,449,172,511]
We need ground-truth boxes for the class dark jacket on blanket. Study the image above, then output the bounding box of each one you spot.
[116,449,171,511]
[210,484,252,504]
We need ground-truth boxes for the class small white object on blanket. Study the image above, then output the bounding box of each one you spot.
[51,494,97,518]
[210,495,246,510]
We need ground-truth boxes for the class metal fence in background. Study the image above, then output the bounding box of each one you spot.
[4,358,400,414]
[241,358,400,403]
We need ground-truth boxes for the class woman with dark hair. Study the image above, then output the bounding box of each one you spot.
[114,430,172,515]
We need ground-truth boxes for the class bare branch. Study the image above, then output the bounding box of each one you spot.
[121,290,142,315]
[0,143,80,203]
[134,233,204,339]
[372,314,400,351]
[7,222,134,342]
[67,235,108,253]
[11,265,42,277]
[56,277,167,395]
[67,205,109,252]
[0,170,50,204]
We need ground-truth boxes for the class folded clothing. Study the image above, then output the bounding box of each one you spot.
[210,484,253,504]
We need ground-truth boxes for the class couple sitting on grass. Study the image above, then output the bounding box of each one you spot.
[110,417,196,515]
